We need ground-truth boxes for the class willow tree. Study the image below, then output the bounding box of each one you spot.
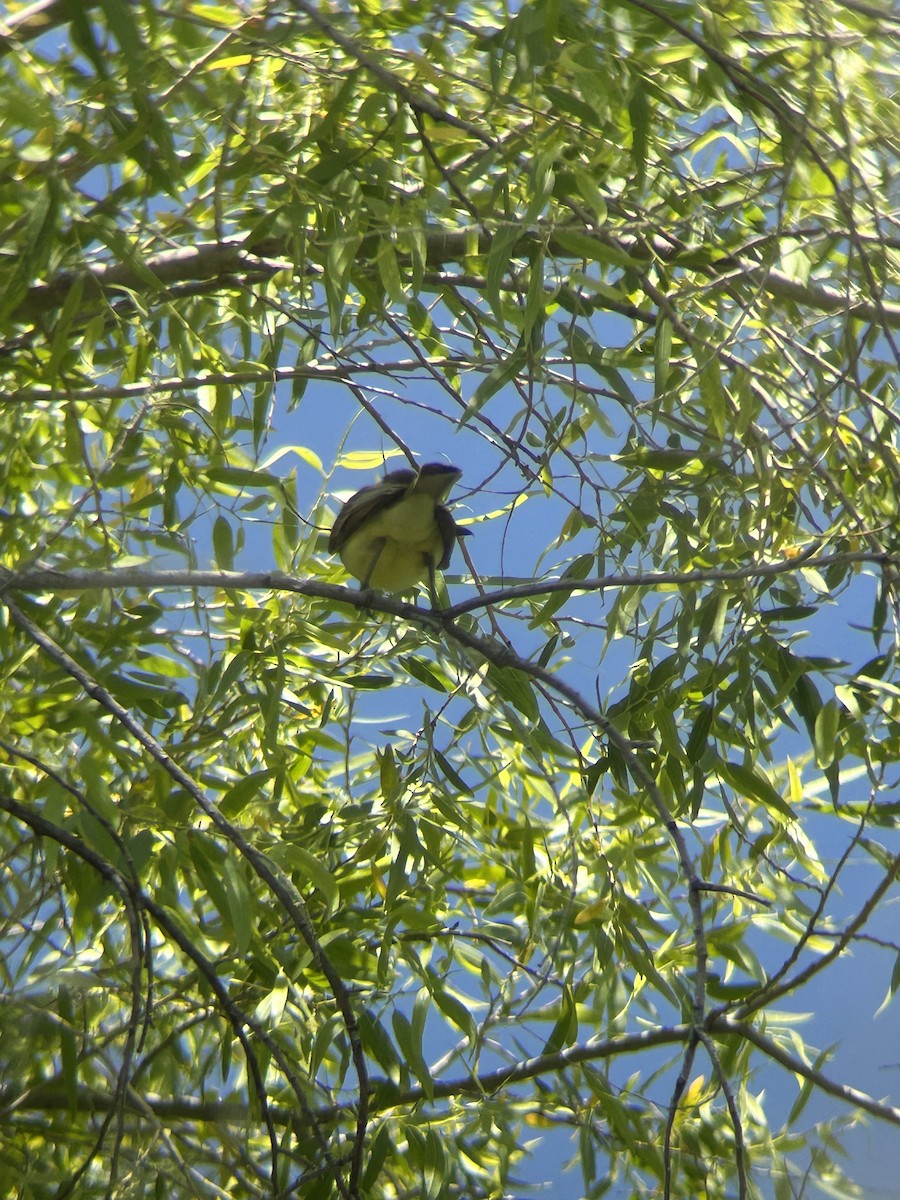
[2,1,899,1198]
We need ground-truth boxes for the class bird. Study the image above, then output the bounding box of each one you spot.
[328,462,470,599]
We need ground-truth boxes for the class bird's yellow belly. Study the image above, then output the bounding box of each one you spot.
[371,494,440,542]
[341,495,445,590]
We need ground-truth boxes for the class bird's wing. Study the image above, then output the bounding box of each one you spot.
[328,475,412,553]
[434,506,472,569]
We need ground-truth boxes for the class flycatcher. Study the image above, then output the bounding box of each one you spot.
[328,462,470,596]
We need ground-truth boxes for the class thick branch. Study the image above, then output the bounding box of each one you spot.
[1,548,889,608]
[8,226,900,343]
[9,237,292,328]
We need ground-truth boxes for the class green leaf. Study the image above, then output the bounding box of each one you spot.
[484,225,523,319]
[699,357,726,439]
[188,834,253,954]
[875,951,900,1018]
[343,673,394,690]
[686,705,714,764]
[718,760,796,822]
[814,698,841,769]
[58,985,78,1113]
[430,979,479,1045]
[654,317,672,395]
[205,466,281,488]
[488,663,540,721]
[358,1008,404,1082]
[792,673,823,740]
[528,554,595,627]
[399,655,451,692]
[219,770,275,817]
[379,745,401,801]
[391,1010,433,1097]
[99,0,146,73]
[786,1046,832,1129]
[434,751,472,796]
[362,1125,394,1191]
[284,844,339,915]
[542,983,578,1055]
[462,347,528,420]
[522,244,548,345]
[376,238,404,302]
[627,82,650,187]
[212,514,233,569]
[523,152,557,227]
[557,233,643,270]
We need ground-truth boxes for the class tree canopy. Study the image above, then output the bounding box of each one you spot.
[2,1,900,1198]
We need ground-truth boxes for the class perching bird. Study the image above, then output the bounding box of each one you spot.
[328,462,470,598]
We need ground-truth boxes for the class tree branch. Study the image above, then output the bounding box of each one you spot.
[7,224,900,348]
[1,547,889,609]
[713,1016,900,1128]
